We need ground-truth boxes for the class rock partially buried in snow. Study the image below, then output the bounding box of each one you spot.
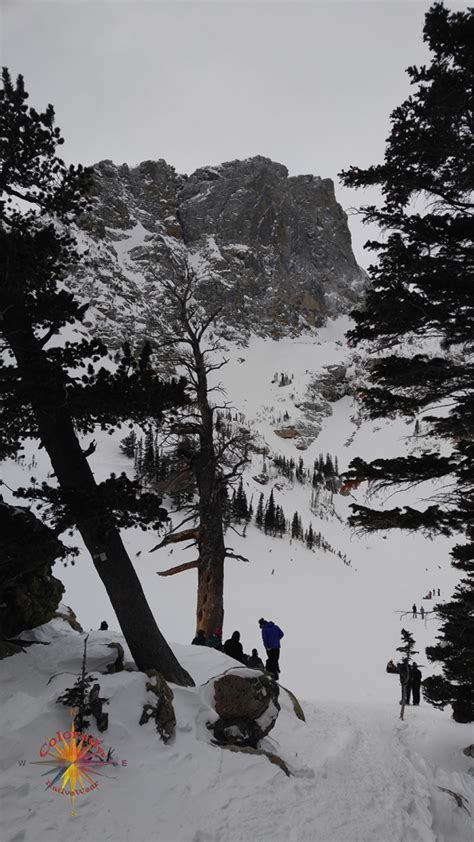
[139,669,176,744]
[53,605,83,633]
[210,672,280,748]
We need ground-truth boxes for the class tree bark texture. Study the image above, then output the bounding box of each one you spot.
[191,338,226,636]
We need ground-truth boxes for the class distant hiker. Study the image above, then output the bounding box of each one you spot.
[437,588,441,596]
[428,591,432,599]
[99,620,108,631]
[412,604,417,618]
[420,606,425,620]
[259,617,284,678]
[223,630,246,664]
[410,663,422,706]
[206,628,223,650]
[192,630,207,646]
[247,648,264,670]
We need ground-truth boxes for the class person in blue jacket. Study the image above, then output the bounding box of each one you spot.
[258,617,284,678]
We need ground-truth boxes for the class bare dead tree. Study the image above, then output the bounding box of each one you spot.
[150,269,251,635]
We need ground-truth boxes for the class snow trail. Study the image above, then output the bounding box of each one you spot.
[2,623,472,842]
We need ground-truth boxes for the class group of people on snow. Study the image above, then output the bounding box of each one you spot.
[412,589,441,618]
[192,618,284,679]
[421,588,441,600]
[386,659,423,705]
[398,660,422,705]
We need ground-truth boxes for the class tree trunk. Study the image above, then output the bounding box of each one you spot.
[196,482,226,635]
[3,311,194,687]
[192,343,226,636]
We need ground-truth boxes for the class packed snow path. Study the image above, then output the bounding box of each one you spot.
[1,624,472,842]
[178,703,461,842]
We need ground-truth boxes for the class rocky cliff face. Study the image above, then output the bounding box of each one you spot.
[71,156,364,345]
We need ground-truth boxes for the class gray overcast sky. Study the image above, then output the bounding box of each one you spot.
[1,0,468,265]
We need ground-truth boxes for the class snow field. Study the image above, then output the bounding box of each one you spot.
[0,620,472,842]
[1,318,472,840]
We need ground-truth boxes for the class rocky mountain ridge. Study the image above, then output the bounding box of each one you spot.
[71,156,365,346]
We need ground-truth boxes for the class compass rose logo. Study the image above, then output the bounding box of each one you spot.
[29,712,115,816]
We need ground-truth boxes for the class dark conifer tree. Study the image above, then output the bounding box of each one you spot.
[264,489,276,535]
[306,523,315,550]
[120,429,137,459]
[142,427,156,483]
[232,477,249,523]
[424,568,474,723]
[275,505,286,536]
[339,4,474,722]
[291,511,301,540]
[255,493,265,529]
[0,69,193,686]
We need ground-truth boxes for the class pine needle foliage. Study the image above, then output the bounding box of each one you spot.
[339,3,474,722]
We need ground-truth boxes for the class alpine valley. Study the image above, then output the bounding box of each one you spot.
[1,157,472,842]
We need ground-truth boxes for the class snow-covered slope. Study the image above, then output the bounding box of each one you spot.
[1,618,472,842]
[1,317,472,841]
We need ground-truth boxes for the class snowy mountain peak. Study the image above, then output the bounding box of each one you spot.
[69,156,365,347]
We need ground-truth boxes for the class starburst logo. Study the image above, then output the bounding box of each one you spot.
[27,711,121,816]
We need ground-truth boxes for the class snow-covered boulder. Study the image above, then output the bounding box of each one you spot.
[209,671,280,748]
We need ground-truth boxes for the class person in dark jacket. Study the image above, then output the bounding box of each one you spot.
[206,628,223,650]
[247,648,264,670]
[192,630,207,646]
[410,663,422,705]
[398,658,411,704]
[258,617,284,678]
[99,621,108,630]
[223,630,246,663]
[412,604,417,618]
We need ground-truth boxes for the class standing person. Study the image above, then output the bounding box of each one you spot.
[420,606,425,620]
[412,604,417,618]
[398,658,412,705]
[410,663,422,705]
[223,630,246,663]
[258,617,284,678]
[207,628,223,650]
[192,630,207,646]
[437,588,441,596]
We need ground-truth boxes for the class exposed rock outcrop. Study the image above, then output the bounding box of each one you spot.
[0,499,65,639]
[209,672,280,748]
[140,669,176,744]
[69,156,365,345]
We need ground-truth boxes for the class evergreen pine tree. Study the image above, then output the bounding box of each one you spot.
[120,429,137,459]
[232,477,249,523]
[275,505,286,536]
[0,69,192,686]
[291,511,301,540]
[255,493,265,529]
[339,4,474,721]
[306,523,315,549]
[423,569,474,722]
[264,489,276,535]
[57,635,109,732]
